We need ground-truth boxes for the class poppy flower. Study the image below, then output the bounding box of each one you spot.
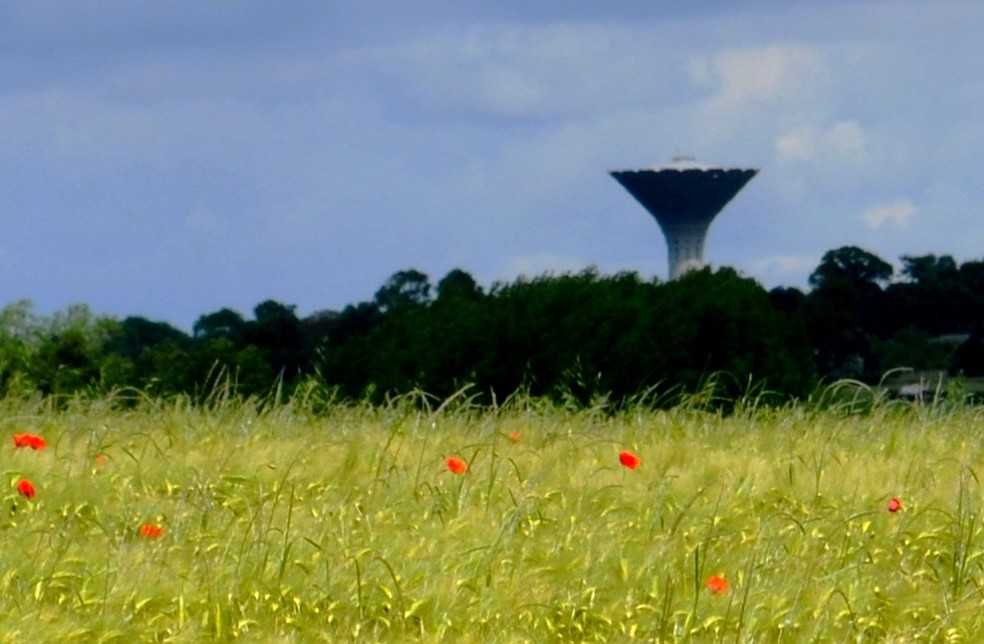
[94,454,107,466]
[706,575,728,594]
[13,433,47,450]
[507,432,521,443]
[139,524,164,538]
[618,450,640,469]
[888,497,902,513]
[17,479,36,499]
[446,456,468,475]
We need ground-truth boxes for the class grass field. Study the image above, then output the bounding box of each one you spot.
[3,387,984,641]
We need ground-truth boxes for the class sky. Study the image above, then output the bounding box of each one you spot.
[1,1,982,330]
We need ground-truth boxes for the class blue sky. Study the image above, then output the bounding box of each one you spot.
[1,1,981,329]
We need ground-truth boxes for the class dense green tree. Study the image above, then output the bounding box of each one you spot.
[326,302,382,347]
[653,268,813,397]
[110,316,189,360]
[374,269,431,313]
[317,267,814,404]
[807,246,894,379]
[243,300,308,380]
[874,327,953,373]
[436,269,483,303]
[959,260,984,292]
[29,304,121,396]
[6,242,984,404]
[137,336,274,399]
[0,300,39,394]
[193,308,246,340]
[886,255,975,335]
[768,286,807,315]
[809,246,894,291]
[951,332,984,377]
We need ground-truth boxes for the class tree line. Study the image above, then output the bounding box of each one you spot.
[1,245,983,404]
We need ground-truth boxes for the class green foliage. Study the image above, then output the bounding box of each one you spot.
[875,328,954,373]
[242,300,309,380]
[806,247,893,379]
[0,300,39,395]
[436,268,483,303]
[318,267,813,405]
[374,269,432,314]
[4,246,984,404]
[809,245,894,291]
[951,333,984,377]
[805,247,984,381]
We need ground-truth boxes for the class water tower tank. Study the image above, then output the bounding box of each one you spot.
[611,158,758,280]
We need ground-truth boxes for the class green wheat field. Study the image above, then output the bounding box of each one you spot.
[3,386,984,642]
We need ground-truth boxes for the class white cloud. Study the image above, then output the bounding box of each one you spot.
[774,127,815,162]
[684,44,832,152]
[775,120,868,165]
[691,44,829,106]
[861,199,916,229]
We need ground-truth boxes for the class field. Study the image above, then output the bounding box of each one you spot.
[4,389,984,642]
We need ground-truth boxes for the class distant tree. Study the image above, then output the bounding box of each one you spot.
[328,302,382,346]
[29,304,121,397]
[253,300,296,324]
[807,246,894,378]
[0,300,39,394]
[887,254,974,334]
[110,316,188,360]
[303,309,339,335]
[959,260,984,292]
[655,268,814,397]
[317,267,814,405]
[374,270,431,313]
[875,327,953,372]
[768,286,806,315]
[301,309,340,355]
[243,300,308,380]
[193,308,246,340]
[436,269,483,303]
[901,254,958,284]
[960,260,984,326]
[96,316,189,393]
[809,246,893,292]
[951,332,984,377]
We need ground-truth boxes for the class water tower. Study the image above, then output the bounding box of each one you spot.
[610,157,758,280]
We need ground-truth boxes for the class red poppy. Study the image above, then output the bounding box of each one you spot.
[94,454,107,466]
[618,450,640,469]
[17,479,36,499]
[446,456,468,475]
[507,432,521,443]
[139,524,164,538]
[706,575,728,594]
[888,497,902,513]
[13,433,47,450]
